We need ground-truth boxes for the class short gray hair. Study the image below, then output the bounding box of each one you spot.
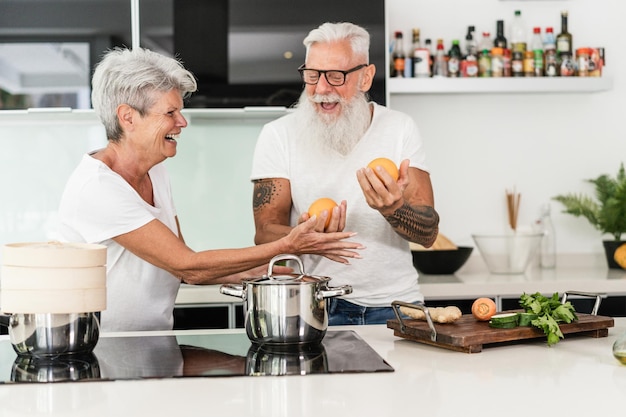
[91,47,197,141]
[303,22,370,63]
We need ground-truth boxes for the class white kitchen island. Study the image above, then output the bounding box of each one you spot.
[0,318,624,417]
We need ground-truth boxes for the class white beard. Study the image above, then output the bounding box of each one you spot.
[295,90,372,156]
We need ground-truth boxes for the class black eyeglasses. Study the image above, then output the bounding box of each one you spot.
[298,64,368,86]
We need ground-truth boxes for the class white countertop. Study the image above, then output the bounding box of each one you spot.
[176,254,626,307]
[1,319,625,417]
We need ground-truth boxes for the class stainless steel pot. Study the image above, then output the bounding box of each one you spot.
[220,254,352,346]
[0,312,100,357]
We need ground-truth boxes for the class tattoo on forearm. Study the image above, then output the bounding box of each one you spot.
[253,180,280,211]
[384,202,440,246]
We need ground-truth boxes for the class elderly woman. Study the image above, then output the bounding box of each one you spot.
[57,47,362,332]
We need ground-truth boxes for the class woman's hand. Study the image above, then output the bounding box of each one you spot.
[285,216,363,264]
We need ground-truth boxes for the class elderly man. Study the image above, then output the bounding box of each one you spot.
[250,22,439,325]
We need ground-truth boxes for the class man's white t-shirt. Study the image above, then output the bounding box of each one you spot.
[251,103,429,306]
[57,154,181,331]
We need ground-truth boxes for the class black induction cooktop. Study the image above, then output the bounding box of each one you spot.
[0,330,393,383]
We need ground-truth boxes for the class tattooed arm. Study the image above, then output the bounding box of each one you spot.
[356,160,439,248]
[252,178,295,244]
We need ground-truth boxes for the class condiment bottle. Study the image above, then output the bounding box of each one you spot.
[543,27,558,77]
[432,39,448,77]
[490,47,504,77]
[523,50,535,77]
[478,49,491,77]
[391,31,406,78]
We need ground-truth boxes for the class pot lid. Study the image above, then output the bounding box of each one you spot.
[246,273,330,285]
[245,254,331,285]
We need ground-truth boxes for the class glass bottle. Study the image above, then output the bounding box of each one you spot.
[613,331,626,365]
[512,51,524,77]
[432,39,448,77]
[556,10,573,56]
[412,28,431,78]
[510,10,527,54]
[479,32,492,52]
[490,47,504,77]
[535,203,556,268]
[424,38,434,75]
[494,20,507,48]
[447,39,462,77]
[530,27,544,76]
[543,27,558,77]
[478,49,491,77]
[391,31,406,78]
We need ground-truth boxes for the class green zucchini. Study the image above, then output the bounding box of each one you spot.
[489,313,519,328]
[489,320,518,329]
[517,312,538,327]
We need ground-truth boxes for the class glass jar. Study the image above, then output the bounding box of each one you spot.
[490,47,504,77]
[576,47,590,77]
[613,330,626,365]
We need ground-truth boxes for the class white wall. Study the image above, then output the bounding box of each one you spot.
[387,0,626,253]
[0,0,623,261]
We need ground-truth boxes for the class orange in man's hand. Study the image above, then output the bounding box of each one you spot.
[367,157,399,181]
[308,198,338,228]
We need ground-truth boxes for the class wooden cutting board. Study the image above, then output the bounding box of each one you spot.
[387,312,614,353]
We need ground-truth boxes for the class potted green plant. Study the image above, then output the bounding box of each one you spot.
[553,163,626,269]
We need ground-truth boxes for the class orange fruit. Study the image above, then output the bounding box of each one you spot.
[367,157,399,181]
[308,198,338,227]
[614,243,626,269]
[471,297,497,321]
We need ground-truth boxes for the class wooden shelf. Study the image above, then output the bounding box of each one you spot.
[388,76,613,94]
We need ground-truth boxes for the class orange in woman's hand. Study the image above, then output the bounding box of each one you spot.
[308,198,338,227]
[367,157,399,181]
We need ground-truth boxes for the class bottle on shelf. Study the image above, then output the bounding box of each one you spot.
[543,27,558,77]
[424,38,434,75]
[510,10,527,54]
[494,20,507,48]
[523,50,535,77]
[530,27,544,77]
[512,51,524,77]
[478,49,491,77]
[447,39,462,77]
[464,26,478,57]
[479,31,492,52]
[556,10,573,56]
[432,39,448,78]
[490,47,504,77]
[391,31,406,78]
[411,28,431,78]
[503,48,512,77]
[534,203,556,269]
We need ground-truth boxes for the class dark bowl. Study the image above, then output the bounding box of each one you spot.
[411,246,473,275]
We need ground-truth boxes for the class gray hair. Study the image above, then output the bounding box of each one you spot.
[91,47,197,141]
[303,22,370,63]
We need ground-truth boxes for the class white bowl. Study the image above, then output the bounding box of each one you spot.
[471,233,543,274]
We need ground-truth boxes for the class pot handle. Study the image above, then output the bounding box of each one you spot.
[219,284,246,300]
[316,285,353,300]
[267,254,305,279]
[0,314,10,328]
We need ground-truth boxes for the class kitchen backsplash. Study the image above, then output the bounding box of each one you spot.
[0,110,276,265]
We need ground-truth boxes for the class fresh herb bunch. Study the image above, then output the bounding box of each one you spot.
[519,292,578,346]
